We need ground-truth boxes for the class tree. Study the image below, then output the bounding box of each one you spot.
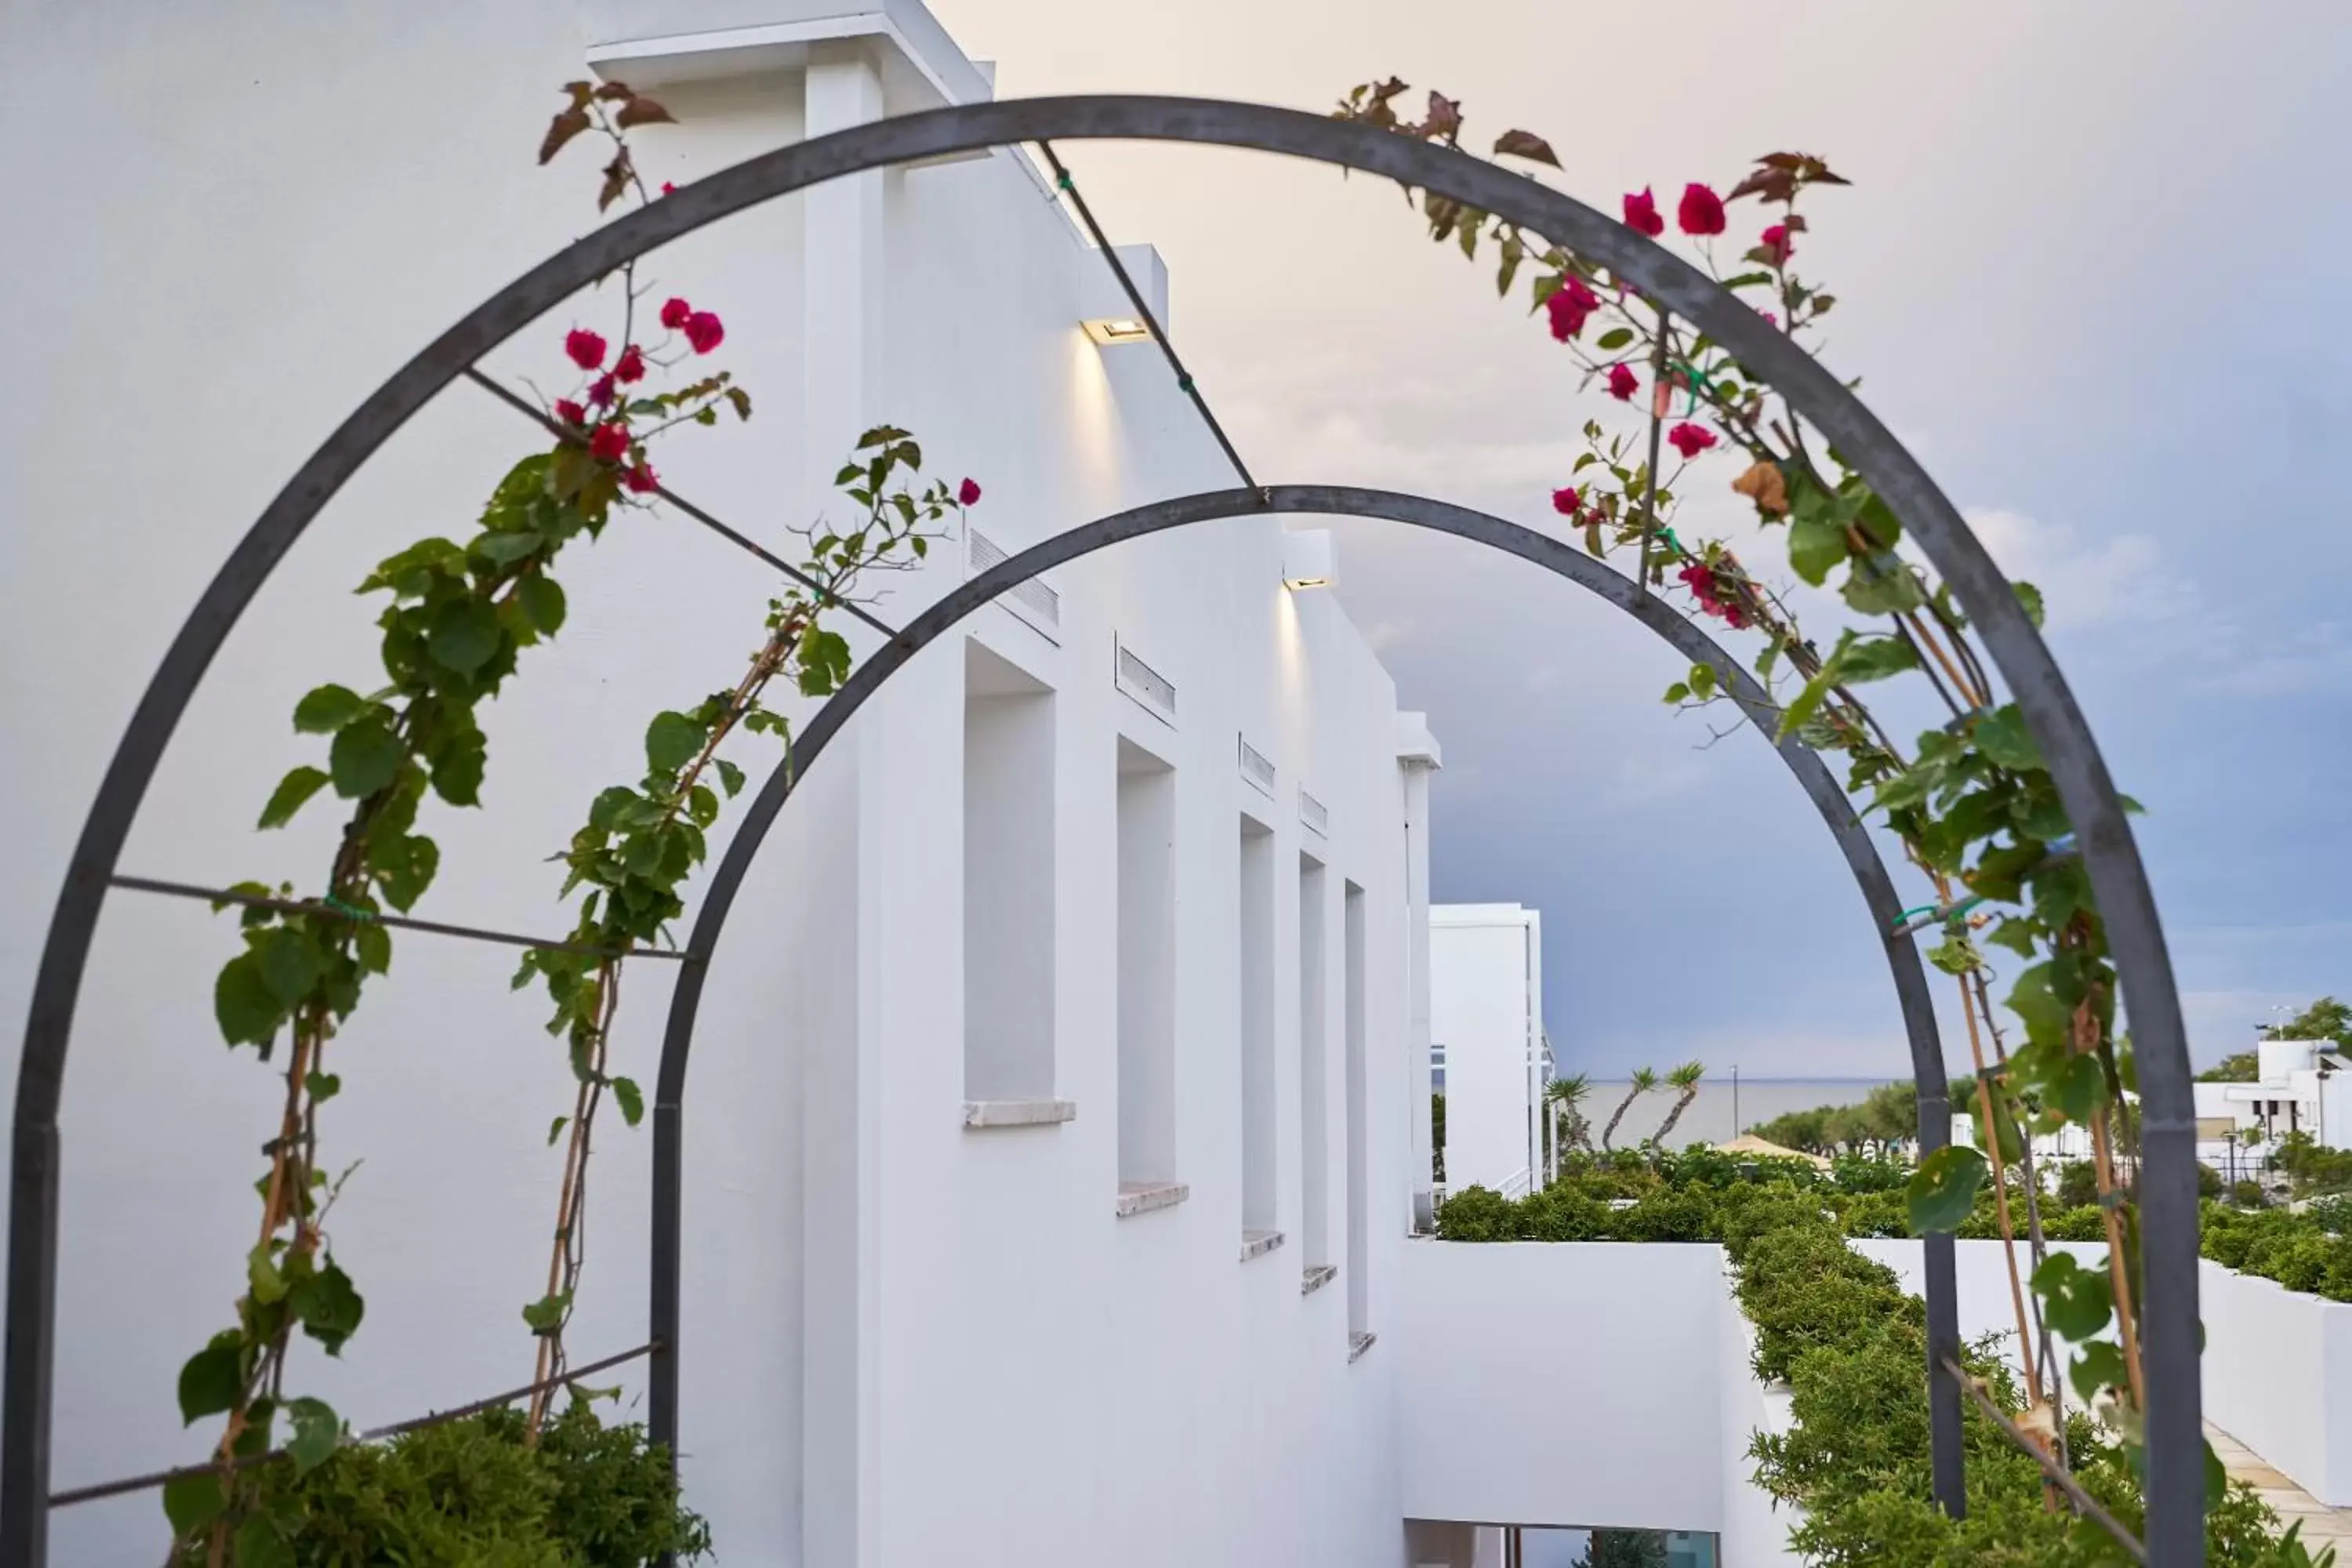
[1600,1067,1658,1151]
[1651,1061,1706,1145]
[1575,1530,1670,1568]
[1432,1092,1446,1183]
[2199,1050,2262,1083]
[1548,1073,1594,1156]
[2268,997,2351,1046]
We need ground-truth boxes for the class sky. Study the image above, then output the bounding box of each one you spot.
[928,0,2352,1080]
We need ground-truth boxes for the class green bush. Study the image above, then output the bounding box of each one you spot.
[193,1404,710,1567]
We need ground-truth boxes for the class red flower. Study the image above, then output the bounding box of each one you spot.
[1676,183,1726,236]
[588,423,630,463]
[958,477,982,506]
[1606,363,1639,402]
[615,344,646,383]
[684,311,725,354]
[1761,223,1793,264]
[1677,561,1715,598]
[587,373,616,407]
[564,328,607,370]
[553,399,586,426]
[659,297,693,331]
[1668,422,1716,459]
[1622,187,1664,238]
[660,181,677,196]
[622,461,661,493]
[1551,485,1581,516]
[1544,276,1601,341]
[1760,310,1780,328]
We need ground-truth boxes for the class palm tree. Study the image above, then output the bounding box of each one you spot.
[1652,1061,1707,1145]
[1547,1074,1594,1156]
[1599,1067,1658,1151]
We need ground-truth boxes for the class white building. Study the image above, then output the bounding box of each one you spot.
[1430,903,1550,1196]
[2194,1039,2352,1172]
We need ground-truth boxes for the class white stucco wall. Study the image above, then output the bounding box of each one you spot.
[2,3,1423,1563]
[1430,905,1541,1194]
[2199,1258,2352,1506]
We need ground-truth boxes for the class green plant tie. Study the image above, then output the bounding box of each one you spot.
[320,893,376,923]
[1056,172,1073,193]
[1177,372,1194,393]
[1670,359,1718,417]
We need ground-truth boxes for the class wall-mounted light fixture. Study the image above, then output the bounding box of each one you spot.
[1082,316,1152,346]
[1280,529,1337,590]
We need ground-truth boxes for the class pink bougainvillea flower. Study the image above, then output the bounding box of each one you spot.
[553,398,587,426]
[1668,422,1717,459]
[1761,223,1793,264]
[1606,362,1639,401]
[1551,485,1581,516]
[1676,183,1726,236]
[564,328,607,370]
[1677,561,1715,599]
[614,344,647,384]
[588,423,630,463]
[1760,310,1780,328]
[1544,276,1601,342]
[659,296,693,331]
[684,310,725,354]
[622,460,661,493]
[1622,187,1664,238]
[587,373,616,407]
[1721,598,1750,630]
[958,477,982,506]
[660,181,677,196]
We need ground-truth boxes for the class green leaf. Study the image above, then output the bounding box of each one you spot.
[2067,1340,2128,1405]
[427,597,502,675]
[291,1258,365,1356]
[328,719,404,800]
[470,528,545,566]
[2006,964,2074,1048]
[1926,933,1980,977]
[257,766,332,829]
[1841,561,1926,615]
[2013,581,2046,629]
[284,1396,341,1474]
[1837,636,1918,684]
[1787,510,1848,586]
[368,832,440,913]
[354,921,393,975]
[1661,682,1690,706]
[1971,1087,2023,1164]
[687,783,720,829]
[548,1115,569,1146]
[518,574,566,637]
[1905,1144,1986,1234]
[611,1076,645,1127]
[292,684,368,734]
[1595,327,1634,351]
[214,954,284,1047]
[304,1071,341,1103]
[1985,917,2039,959]
[2053,1052,2107,1122]
[162,1470,229,1538]
[1973,705,2043,772]
[256,927,323,1007]
[713,758,745,798]
[646,711,706,775]
[234,1515,296,1568]
[522,1290,573,1334]
[1775,666,1838,742]
[177,1331,245,1424]
[2032,1251,2115,1341]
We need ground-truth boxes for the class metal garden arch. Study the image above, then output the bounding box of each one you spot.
[8,96,2198,1563]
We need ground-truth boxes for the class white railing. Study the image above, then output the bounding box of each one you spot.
[1497,1167,1535,1200]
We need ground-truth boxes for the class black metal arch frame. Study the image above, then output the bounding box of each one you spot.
[7,96,2198,1564]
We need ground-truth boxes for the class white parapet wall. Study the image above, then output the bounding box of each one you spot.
[1392,1238,1802,1559]
[2199,1257,2352,1506]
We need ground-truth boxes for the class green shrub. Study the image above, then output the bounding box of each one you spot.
[197,1404,710,1567]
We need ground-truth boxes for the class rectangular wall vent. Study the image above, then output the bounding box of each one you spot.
[1114,637,1176,726]
[1238,735,1277,798]
[1298,787,1330,837]
[967,525,1062,642]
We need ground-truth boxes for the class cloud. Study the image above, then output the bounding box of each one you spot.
[1959,506,2194,631]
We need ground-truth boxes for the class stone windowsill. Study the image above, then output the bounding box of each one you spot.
[1348,1330,1377,1363]
[962,1098,1077,1130]
[1115,1181,1189,1218]
[1300,1262,1337,1297]
[1240,1229,1286,1262]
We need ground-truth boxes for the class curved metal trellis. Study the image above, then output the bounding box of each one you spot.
[651,482,1971,1516]
[9,96,2195,1563]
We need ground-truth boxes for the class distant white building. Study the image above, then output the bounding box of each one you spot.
[1430,903,1550,1196]
[2194,1039,2352,1173]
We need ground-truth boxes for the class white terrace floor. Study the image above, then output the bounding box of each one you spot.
[2209,1421,2352,1559]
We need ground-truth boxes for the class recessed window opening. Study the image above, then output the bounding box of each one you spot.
[962,641,1058,1105]
[1239,815,1277,1240]
[1345,880,1370,1340]
[1298,852,1330,1276]
[1117,737,1178,1195]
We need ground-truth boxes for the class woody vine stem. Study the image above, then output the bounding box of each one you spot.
[1334,77,2168,1518]
[168,82,977,1562]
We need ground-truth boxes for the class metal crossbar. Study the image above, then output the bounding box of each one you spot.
[111,875,693,964]
[1034,142,1263,501]
[1941,1353,2147,1564]
[48,1341,657,1508]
